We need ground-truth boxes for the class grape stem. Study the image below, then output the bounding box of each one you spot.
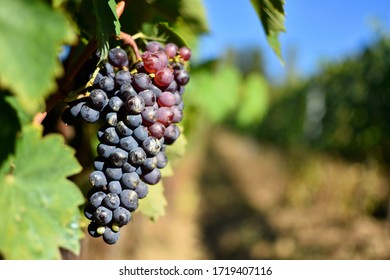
[119,31,142,61]
[33,0,127,125]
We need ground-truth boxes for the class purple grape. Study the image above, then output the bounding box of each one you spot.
[154,68,174,87]
[108,47,129,67]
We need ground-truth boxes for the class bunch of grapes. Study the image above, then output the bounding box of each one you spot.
[62,41,191,244]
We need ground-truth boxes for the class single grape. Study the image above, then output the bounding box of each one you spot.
[156,107,174,126]
[164,43,178,58]
[108,181,122,195]
[89,171,107,188]
[108,47,129,67]
[158,91,176,107]
[179,46,192,61]
[142,168,161,185]
[98,76,115,92]
[142,137,161,156]
[132,73,152,91]
[113,207,131,226]
[164,124,181,144]
[103,193,120,210]
[125,95,145,114]
[89,89,108,109]
[89,191,107,208]
[121,172,140,189]
[148,122,165,139]
[156,151,168,169]
[94,206,113,225]
[80,104,100,123]
[105,112,118,126]
[141,106,157,126]
[138,89,156,106]
[128,147,147,165]
[109,148,128,167]
[154,68,174,87]
[108,96,124,112]
[120,189,139,211]
[143,53,163,73]
[175,69,190,86]
[135,182,149,199]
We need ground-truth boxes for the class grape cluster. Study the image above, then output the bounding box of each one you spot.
[62,41,191,244]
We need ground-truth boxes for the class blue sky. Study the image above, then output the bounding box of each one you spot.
[195,0,390,82]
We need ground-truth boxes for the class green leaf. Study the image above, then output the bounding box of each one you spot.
[155,22,188,47]
[179,0,209,34]
[0,125,84,259]
[0,0,76,115]
[250,0,286,61]
[138,181,167,222]
[187,65,241,123]
[236,72,269,127]
[93,0,121,61]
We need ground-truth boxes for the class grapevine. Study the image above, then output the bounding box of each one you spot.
[62,38,191,244]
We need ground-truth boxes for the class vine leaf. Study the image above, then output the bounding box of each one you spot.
[0,0,75,115]
[250,0,286,62]
[93,0,121,61]
[138,181,167,222]
[155,22,188,47]
[0,125,84,260]
[236,72,269,127]
[187,65,241,123]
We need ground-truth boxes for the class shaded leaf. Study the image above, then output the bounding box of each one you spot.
[0,0,76,115]
[250,0,285,61]
[0,125,84,259]
[93,0,121,61]
[155,22,188,47]
[0,94,21,166]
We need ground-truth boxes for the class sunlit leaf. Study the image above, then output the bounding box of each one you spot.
[138,181,167,222]
[0,125,84,259]
[0,0,76,115]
